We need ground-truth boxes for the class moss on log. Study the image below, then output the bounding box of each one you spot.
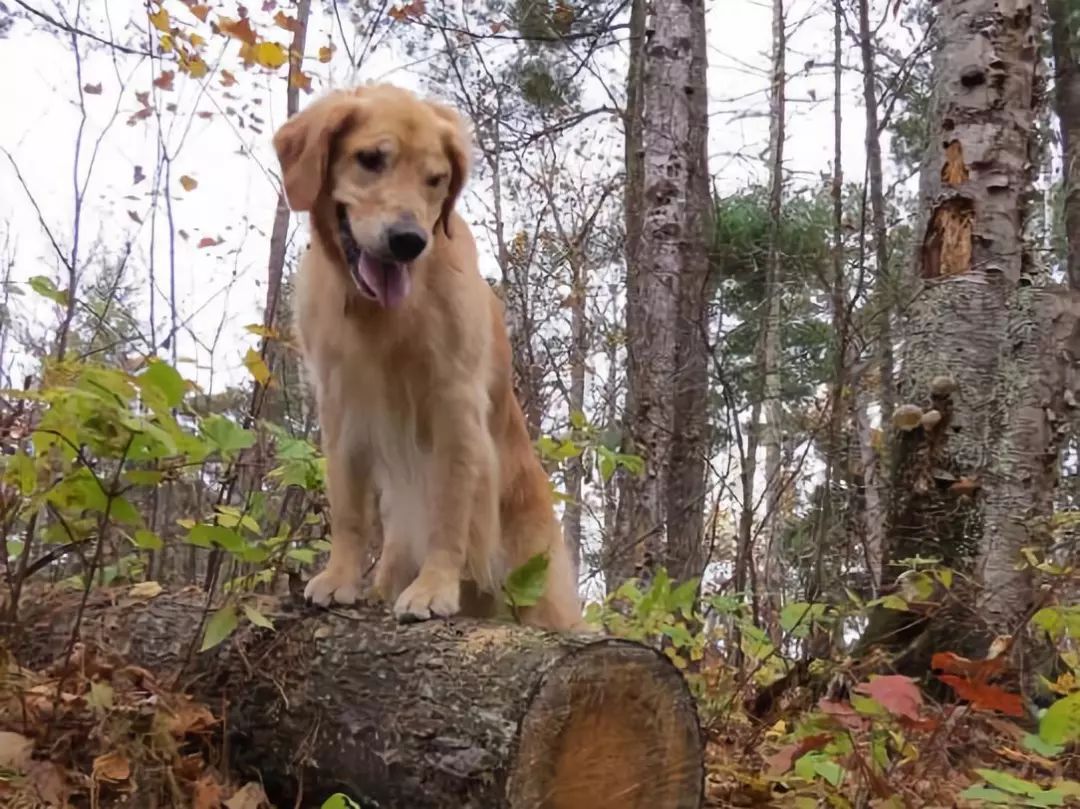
[10,587,705,809]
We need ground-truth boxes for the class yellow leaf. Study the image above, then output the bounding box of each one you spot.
[251,41,288,69]
[148,6,170,32]
[129,581,164,599]
[180,50,209,79]
[189,32,206,48]
[243,348,271,386]
[318,44,335,63]
[159,33,174,52]
[179,175,198,191]
[244,323,280,340]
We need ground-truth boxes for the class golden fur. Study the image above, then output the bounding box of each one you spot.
[272,83,582,630]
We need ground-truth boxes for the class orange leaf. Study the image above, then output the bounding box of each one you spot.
[148,6,171,32]
[218,15,257,46]
[290,71,312,92]
[936,674,1025,717]
[180,175,198,191]
[853,674,923,721]
[189,4,210,21]
[83,82,102,94]
[931,651,1005,681]
[192,774,222,809]
[153,70,175,90]
[274,10,300,32]
[318,44,335,63]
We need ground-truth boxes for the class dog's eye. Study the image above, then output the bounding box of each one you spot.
[356,150,386,172]
[426,173,447,188]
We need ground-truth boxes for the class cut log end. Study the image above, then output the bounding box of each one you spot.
[509,642,703,809]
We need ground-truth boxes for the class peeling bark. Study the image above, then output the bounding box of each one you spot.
[11,588,706,809]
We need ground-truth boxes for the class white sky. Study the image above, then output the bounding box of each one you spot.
[0,0,905,394]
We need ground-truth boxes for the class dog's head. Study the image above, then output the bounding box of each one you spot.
[272,83,471,308]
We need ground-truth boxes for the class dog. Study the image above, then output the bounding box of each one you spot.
[271,83,582,630]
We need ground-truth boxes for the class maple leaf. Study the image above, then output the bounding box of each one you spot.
[244,348,272,386]
[179,50,209,78]
[853,674,922,721]
[290,70,312,93]
[242,41,288,69]
[189,3,210,21]
[148,6,171,32]
[83,82,102,94]
[180,175,198,191]
[274,10,301,31]
[153,70,175,91]
[218,15,257,45]
[318,44,335,63]
[389,0,426,21]
[127,107,153,126]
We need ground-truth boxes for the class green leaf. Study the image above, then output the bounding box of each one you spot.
[569,409,587,430]
[137,360,186,409]
[28,275,68,305]
[286,547,317,565]
[6,539,24,559]
[187,524,245,553]
[243,603,275,631]
[959,786,1014,805]
[1040,691,1080,746]
[320,795,363,809]
[1022,733,1064,758]
[200,604,238,652]
[200,414,255,456]
[780,602,828,636]
[132,529,163,550]
[975,768,1051,798]
[124,469,165,486]
[503,552,550,608]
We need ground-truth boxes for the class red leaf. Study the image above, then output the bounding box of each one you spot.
[931,651,1005,681]
[818,698,867,731]
[936,674,1024,717]
[853,675,922,721]
[197,236,222,248]
[766,733,832,775]
[153,70,175,91]
[83,82,103,94]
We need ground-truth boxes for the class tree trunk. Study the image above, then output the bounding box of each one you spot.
[619,0,707,582]
[874,0,1055,656]
[760,0,787,638]
[664,0,711,586]
[856,0,893,578]
[12,588,706,809]
[1050,0,1080,290]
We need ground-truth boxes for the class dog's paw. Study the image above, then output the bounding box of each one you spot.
[393,569,460,623]
[304,566,364,607]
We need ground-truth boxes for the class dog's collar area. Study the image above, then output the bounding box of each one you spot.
[336,204,365,267]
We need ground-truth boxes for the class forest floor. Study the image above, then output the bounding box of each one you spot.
[1,588,1078,808]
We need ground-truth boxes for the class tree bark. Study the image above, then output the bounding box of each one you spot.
[875,0,1056,654]
[760,0,787,638]
[12,588,706,809]
[664,0,712,586]
[1050,0,1080,290]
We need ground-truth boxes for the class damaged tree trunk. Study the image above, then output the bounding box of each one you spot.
[12,588,705,809]
[861,0,1079,665]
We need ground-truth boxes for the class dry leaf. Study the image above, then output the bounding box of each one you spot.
[220,69,238,87]
[148,6,170,32]
[165,696,218,736]
[129,580,163,599]
[153,70,175,91]
[273,10,300,31]
[134,165,146,184]
[318,44,334,63]
[92,751,131,782]
[765,733,831,775]
[180,175,198,191]
[0,731,33,771]
[854,675,923,721]
[198,236,223,248]
[218,15,257,45]
[193,774,223,809]
[83,82,103,94]
[225,781,269,809]
[189,3,210,21]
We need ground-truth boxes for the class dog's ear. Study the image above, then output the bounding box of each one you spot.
[427,101,473,237]
[273,91,362,212]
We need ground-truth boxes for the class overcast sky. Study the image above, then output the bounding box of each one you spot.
[0,0,908,394]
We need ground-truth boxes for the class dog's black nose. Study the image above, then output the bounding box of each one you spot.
[386,221,428,262]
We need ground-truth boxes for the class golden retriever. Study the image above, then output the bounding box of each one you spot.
[271,83,582,630]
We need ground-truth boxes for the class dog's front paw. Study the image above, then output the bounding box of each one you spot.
[304,565,364,607]
[393,569,460,623]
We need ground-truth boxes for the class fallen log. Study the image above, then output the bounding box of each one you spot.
[11,586,705,809]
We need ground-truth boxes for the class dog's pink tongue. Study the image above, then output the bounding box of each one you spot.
[357,253,410,308]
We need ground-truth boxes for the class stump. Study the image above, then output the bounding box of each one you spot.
[11,587,705,809]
